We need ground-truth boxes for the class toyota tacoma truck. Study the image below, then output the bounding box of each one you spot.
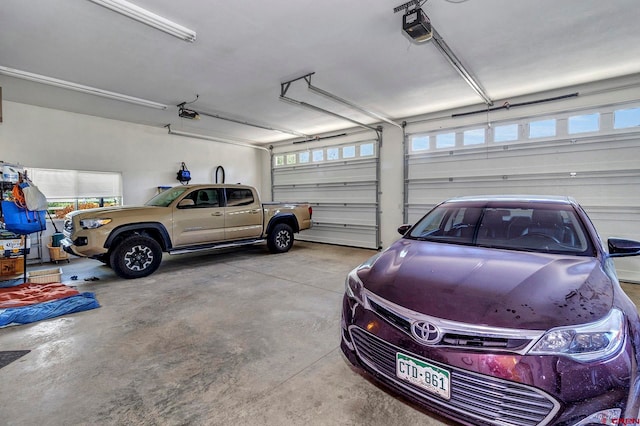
[61,184,312,279]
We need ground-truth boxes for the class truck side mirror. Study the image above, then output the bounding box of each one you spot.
[178,199,195,208]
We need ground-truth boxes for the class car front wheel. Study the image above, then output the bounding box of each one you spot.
[267,223,294,253]
[110,235,162,279]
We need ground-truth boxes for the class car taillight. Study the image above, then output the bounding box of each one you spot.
[308,206,313,218]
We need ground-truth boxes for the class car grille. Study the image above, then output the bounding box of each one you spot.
[368,295,533,352]
[349,327,559,426]
[369,299,412,334]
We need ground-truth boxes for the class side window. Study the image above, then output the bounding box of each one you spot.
[196,189,219,207]
[182,189,220,208]
[225,188,255,207]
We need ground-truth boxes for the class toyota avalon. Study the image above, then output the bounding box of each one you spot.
[341,196,640,426]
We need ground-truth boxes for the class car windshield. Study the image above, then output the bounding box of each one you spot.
[145,187,190,207]
[407,202,593,255]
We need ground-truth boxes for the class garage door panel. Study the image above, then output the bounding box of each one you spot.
[273,137,380,249]
[273,160,376,186]
[274,183,377,204]
[310,204,377,227]
[297,224,377,249]
[408,172,640,208]
[408,138,639,181]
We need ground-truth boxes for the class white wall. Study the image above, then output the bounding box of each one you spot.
[0,101,269,204]
[378,124,405,249]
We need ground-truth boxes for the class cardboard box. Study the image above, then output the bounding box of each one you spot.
[0,257,24,276]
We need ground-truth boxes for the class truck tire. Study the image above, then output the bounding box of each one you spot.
[110,235,162,279]
[267,223,294,253]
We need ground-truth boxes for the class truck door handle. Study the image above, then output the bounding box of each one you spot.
[211,212,223,216]
[250,209,260,214]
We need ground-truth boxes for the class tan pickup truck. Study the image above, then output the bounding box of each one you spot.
[61,184,312,279]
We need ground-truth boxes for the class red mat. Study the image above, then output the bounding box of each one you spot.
[0,283,79,309]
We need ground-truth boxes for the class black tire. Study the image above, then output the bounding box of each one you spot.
[95,253,111,267]
[267,223,294,253]
[110,235,162,279]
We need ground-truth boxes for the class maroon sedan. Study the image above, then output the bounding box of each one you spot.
[341,196,640,425]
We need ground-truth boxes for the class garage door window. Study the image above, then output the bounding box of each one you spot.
[411,135,429,152]
[327,147,339,161]
[493,124,519,143]
[299,151,310,163]
[342,146,356,158]
[463,128,485,145]
[436,132,456,149]
[568,113,599,134]
[529,119,556,139]
[360,143,375,157]
[614,107,640,129]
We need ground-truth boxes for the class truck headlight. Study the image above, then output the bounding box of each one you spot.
[528,309,624,362]
[80,218,112,229]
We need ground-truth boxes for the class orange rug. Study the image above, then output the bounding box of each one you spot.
[0,283,79,309]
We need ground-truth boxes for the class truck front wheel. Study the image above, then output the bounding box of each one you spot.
[267,223,294,253]
[110,235,162,279]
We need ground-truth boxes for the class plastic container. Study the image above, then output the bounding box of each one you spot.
[47,245,70,263]
[26,267,63,284]
[51,233,65,247]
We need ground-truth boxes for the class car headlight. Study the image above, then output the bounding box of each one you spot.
[345,252,382,304]
[528,309,624,362]
[345,268,365,303]
[79,218,112,229]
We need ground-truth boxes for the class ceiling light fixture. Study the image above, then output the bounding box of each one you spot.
[88,0,196,42]
[0,65,168,109]
[165,125,270,152]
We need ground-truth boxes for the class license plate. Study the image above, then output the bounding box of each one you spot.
[396,352,450,400]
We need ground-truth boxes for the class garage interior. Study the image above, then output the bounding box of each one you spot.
[1,1,640,425]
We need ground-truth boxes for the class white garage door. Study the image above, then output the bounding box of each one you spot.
[272,136,381,249]
[405,101,640,283]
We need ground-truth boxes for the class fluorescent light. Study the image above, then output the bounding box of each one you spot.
[88,0,196,42]
[0,65,168,110]
[166,125,270,152]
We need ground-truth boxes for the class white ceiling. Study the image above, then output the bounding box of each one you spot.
[2,0,640,144]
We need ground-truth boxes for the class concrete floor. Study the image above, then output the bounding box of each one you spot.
[0,241,638,426]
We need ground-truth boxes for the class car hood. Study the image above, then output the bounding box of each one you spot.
[67,205,161,219]
[361,239,613,330]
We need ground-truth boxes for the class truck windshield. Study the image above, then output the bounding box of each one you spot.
[145,187,190,207]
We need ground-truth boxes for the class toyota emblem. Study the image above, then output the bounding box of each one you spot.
[411,320,440,344]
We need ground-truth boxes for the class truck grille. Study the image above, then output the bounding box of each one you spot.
[349,327,559,426]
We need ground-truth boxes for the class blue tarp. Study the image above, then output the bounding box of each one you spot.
[0,292,100,327]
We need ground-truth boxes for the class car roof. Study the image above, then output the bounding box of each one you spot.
[445,195,576,205]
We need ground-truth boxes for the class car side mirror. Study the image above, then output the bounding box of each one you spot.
[608,238,640,257]
[178,199,195,208]
[397,224,412,235]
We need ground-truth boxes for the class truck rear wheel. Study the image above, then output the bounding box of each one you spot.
[110,235,162,279]
[267,223,294,253]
